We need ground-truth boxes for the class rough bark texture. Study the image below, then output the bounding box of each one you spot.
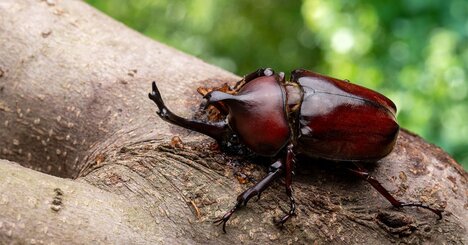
[0,0,467,244]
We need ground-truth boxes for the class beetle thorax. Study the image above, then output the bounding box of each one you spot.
[207,74,292,157]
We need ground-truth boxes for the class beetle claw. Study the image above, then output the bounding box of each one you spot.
[399,202,444,220]
[213,204,240,233]
[274,206,296,228]
[276,213,294,227]
[213,216,229,233]
[255,193,261,202]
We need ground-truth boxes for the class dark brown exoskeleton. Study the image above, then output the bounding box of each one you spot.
[148,68,442,232]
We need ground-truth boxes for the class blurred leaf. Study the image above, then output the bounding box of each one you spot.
[86,0,468,169]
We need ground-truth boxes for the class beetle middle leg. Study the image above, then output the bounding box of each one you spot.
[214,159,284,232]
[276,143,297,226]
[348,164,443,219]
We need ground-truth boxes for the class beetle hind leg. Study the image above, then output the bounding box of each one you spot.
[348,165,443,219]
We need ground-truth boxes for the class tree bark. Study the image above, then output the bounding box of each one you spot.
[0,0,466,244]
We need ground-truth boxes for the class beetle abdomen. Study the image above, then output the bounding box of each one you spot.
[293,70,399,161]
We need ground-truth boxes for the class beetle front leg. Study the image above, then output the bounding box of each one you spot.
[277,143,297,226]
[348,164,443,219]
[214,159,284,232]
[148,81,230,141]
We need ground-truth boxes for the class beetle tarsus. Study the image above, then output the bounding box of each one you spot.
[348,165,444,219]
[213,203,241,233]
[214,183,268,232]
[213,186,263,233]
[399,202,443,220]
[276,189,296,226]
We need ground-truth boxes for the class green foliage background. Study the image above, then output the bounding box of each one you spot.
[86,0,468,169]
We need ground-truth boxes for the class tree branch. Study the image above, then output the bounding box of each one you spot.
[0,0,466,244]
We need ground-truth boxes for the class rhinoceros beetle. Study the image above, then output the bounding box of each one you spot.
[148,68,442,232]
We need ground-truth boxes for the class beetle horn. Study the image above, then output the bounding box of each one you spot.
[204,91,237,105]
